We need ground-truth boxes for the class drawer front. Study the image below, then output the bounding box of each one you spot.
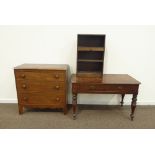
[74,84,138,93]
[15,70,65,82]
[16,81,65,93]
[18,93,65,106]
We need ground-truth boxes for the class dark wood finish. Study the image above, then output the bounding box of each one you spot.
[120,94,125,106]
[77,34,105,76]
[72,93,77,120]
[71,74,140,120]
[130,94,137,120]
[14,64,70,114]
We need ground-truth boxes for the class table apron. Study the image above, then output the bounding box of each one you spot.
[72,84,139,94]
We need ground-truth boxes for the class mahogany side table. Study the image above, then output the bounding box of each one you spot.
[71,74,141,120]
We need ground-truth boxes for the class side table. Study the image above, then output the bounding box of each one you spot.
[71,74,141,120]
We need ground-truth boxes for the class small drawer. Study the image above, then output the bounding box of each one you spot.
[77,84,138,93]
[15,70,65,82]
[18,93,65,105]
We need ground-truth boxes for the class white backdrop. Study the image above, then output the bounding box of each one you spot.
[0,25,155,105]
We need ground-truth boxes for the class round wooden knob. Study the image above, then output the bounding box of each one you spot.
[22,84,27,89]
[55,74,59,79]
[23,97,28,101]
[21,74,26,78]
[118,86,122,89]
[55,85,60,89]
[89,85,95,89]
[56,97,60,101]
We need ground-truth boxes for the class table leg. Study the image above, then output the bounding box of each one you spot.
[72,93,77,120]
[130,94,137,121]
[120,94,125,106]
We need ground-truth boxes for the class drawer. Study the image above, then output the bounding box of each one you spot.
[15,70,65,82]
[16,81,65,93]
[76,84,138,93]
[18,93,65,106]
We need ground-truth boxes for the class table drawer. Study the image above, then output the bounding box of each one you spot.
[16,81,65,93]
[76,84,138,93]
[18,93,65,105]
[15,70,65,82]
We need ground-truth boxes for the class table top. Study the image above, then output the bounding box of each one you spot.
[14,64,69,70]
[71,74,141,85]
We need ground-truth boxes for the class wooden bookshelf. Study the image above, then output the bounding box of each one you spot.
[77,34,106,76]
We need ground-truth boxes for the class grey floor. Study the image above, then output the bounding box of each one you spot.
[0,103,155,129]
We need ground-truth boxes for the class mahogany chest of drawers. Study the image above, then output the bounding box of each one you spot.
[14,64,70,114]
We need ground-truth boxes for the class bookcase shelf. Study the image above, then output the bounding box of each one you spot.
[78,59,103,62]
[77,34,106,76]
[78,46,104,52]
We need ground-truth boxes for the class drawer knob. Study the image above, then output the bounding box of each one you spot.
[55,85,60,89]
[21,74,26,78]
[23,97,28,101]
[89,85,95,89]
[55,74,59,79]
[118,86,123,89]
[56,97,60,101]
[22,84,27,89]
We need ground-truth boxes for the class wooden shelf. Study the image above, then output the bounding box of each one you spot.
[77,71,102,77]
[78,46,104,52]
[78,71,102,74]
[78,59,103,62]
[77,34,105,76]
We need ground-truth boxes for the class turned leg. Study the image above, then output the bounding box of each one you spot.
[130,94,137,121]
[72,93,77,120]
[19,104,24,114]
[120,94,125,106]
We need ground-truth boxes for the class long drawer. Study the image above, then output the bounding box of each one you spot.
[15,70,65,82]
[18,93,65,106]
[74,84,138,93]
[16,81,65,93]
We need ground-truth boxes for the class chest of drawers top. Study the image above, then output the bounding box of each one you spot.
[14,64,68,70]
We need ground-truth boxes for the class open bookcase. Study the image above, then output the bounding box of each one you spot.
[77,34,106,76]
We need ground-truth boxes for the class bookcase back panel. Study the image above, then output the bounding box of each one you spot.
[78,51,103,60]
[78,35,105,47]
[77,62,103,72]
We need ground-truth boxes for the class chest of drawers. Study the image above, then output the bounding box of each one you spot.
[14,64,70,114]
